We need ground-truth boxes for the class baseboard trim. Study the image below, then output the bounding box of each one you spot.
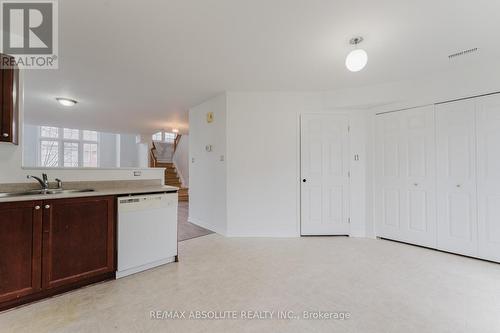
[379,237,500,264]
[116,256,177,279]
[188,217,226,236]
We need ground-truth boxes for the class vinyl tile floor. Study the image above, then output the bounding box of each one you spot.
[1,235,500,332]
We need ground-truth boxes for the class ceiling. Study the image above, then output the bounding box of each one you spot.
[24,0,500,134]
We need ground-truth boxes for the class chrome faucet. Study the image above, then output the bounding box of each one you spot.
[27,173,49,190]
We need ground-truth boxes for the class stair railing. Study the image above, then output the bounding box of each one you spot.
[150,141,158,167]
[173,134,182,153]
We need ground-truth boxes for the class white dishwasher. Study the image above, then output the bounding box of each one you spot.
[116,192,178,279]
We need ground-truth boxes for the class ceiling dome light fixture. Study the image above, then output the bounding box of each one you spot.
[172,128,179,134]
[56,97,78,107]
[345,36,368,72]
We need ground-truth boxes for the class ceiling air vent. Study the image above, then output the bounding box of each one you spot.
[448,48,478,59]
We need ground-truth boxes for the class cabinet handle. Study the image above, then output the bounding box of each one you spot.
[35,205,40,210]
[2,133,8,138]
[44,205,51,209]
[414,183,419,186]
[456,184,462,188]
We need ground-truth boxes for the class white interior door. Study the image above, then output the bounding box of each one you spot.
[300,114,350,235]
[476,95,500,262]
[374,106,436,247]
[436,99,478,257]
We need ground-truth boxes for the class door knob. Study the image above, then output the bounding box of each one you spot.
[44,205,51,209]
[456,184,461,188]
[413,183,418,186]
[35,205,40,210]
[302,179,307,183]
[2,133,8,138]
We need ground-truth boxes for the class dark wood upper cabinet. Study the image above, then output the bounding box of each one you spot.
[0,53,19,145]
[0,201,43,303]
[41,196,115,289]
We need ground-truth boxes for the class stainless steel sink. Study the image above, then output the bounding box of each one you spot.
[0,189,95,198]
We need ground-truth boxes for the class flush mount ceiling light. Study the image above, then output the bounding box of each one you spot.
[56,97,78,107]
[172,128,179,133]
[345,36,368,72]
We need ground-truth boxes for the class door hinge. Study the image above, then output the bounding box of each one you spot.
[347,125,350,132]
[348,171,351,178]
[348,218,351,224]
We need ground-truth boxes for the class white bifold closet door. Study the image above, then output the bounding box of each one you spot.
[436,99,478,257]
[375,106,436,248]
[476,94,500,262]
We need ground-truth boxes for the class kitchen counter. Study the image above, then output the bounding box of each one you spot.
[0,182,178,203]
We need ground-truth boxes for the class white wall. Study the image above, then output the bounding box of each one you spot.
[173,134,189,187]
[189,61,500,238]
[0,72,164,185]
[225,92,369,237]
[189,94,227,234]
[99,132,119,168]
[119,134,138,167]
[22,124,38,167]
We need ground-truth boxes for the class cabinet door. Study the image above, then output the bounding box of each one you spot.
[42,196,115,289]
[0,54,19,144]
[476,95,500,262]
[0,201,42,303]
[436,99,478,257]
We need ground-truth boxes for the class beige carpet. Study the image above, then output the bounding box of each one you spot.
[177,201,213,242]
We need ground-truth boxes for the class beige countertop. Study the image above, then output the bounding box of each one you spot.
[0,184,179,203]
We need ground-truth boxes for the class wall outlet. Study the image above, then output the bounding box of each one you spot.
[133,171,142,177]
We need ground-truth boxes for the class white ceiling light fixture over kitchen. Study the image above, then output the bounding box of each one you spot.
[172,128,179,134]
[345,36,368,72]
[56,97,78,107]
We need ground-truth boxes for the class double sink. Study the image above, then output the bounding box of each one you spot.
[0,173,94,198]
[0,188,95,198]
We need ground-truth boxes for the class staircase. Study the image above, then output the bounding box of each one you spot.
[157,162,188,201]
[150,138,188,202]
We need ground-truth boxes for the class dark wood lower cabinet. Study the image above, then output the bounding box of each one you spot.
[0,201,42,303]
[42,196,115,289]
[0,196,116,311]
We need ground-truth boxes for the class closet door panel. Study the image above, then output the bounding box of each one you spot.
[477,95,500,262]
[375,112,404,239]
[375,106,436,247]
[436,100,478,257]
[401,107,436,247]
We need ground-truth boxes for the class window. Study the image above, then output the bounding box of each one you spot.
[63,142,79,167]
[152,132,162,141]
[40,126,58,138]
[40,140,59,167]
[83,143,98,167]
[63,128,79,140]
[152,131,177,143]
[37,126,99,167]
[164,132,176,143]
[83,130,98,141]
